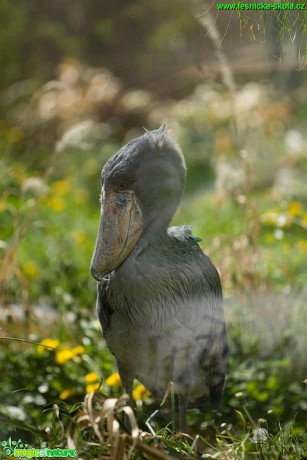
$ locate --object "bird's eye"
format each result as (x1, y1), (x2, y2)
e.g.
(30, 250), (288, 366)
(118, 183), (127, 190)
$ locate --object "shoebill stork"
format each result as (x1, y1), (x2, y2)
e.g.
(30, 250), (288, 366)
(90, 124), (228, 431)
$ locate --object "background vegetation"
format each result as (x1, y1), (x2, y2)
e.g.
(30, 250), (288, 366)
(0, 1), (307, 459)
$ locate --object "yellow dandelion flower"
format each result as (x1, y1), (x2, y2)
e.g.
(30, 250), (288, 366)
(52, 179), (71, 196)
(23, 261), (40, 279)
(59, 388), (77, 400)
(261, 211), (278, 225)
(56, 348), (74, 364)
(85, 372), (100, 383)
(55, 346), (84, 364)
(86, 383), (101, 393)
(296, 240), (307, 253)
(72, 229), (88, 246)
(105, 372), (121, 387)
(132, 384), (151, 401)
(45, 196), (66, 212)
(37, 338), (60, 354)
(0, 201), (7, 213)
(288, 201), (303, 216)
(71, 346), (85, 357)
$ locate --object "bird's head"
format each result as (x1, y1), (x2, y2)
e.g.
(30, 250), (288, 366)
(90, 124), (186, 281)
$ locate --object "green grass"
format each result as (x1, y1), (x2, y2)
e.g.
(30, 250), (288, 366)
(1, 174), (306, 457)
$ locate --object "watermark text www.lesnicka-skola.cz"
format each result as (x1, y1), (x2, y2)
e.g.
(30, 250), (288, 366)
(1, 438), (76, 458)
(216, 2), (306, 10)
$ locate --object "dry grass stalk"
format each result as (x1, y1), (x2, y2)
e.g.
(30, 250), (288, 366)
(66, 393), (175, 460)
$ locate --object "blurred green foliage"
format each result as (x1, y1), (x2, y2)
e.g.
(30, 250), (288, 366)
(1, 0), (306, 97)
(0, 0), (204, 92)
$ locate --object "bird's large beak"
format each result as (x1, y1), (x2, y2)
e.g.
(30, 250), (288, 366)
(90, 189), (143, 280)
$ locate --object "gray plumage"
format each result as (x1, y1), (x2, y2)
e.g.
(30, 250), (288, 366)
(91, 124), (228, 431)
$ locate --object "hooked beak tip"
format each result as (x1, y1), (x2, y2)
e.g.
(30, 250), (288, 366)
(90, 264), (104, 282)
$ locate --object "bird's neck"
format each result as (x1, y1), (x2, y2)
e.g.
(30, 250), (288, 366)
(141, 198), (180, 241)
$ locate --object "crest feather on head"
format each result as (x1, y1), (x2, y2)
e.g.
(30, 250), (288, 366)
(144, 123), (180, 152)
